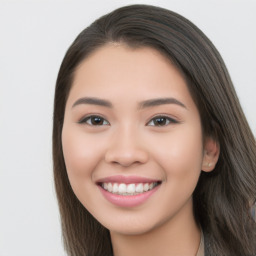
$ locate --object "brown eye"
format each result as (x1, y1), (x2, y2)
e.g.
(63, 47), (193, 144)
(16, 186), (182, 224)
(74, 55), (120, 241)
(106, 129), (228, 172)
(154, 117), (168, 126)
(147, 116), (178, 127)
(79, 115), (110, 126)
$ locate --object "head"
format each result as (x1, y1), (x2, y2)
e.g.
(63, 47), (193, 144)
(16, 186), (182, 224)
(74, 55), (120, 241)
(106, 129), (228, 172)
(53, 4), (256, 256)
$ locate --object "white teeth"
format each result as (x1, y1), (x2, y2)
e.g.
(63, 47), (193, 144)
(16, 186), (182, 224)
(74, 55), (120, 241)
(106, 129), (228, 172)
(107, 183), (112, 192)
(118, 183), (127, 193)
(127, 184), (135, 193)
(143, 183), (149, 192)
(135, 183), (143, 193)
(112, 183), (119, 193)
(101, 182), (159, 195)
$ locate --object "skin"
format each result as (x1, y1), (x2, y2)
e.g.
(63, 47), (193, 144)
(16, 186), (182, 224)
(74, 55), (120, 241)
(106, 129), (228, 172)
(62, 44), (219, 256)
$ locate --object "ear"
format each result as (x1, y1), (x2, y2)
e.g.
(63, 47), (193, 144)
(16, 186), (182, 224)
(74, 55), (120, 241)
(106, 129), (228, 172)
(201, 137), (220, 172)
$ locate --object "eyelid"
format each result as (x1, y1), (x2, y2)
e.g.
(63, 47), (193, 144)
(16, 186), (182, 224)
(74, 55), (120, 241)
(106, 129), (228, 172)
(78, 114), (110, 126)
(146, 114), (179, 126)
(77, 114), (179, 127)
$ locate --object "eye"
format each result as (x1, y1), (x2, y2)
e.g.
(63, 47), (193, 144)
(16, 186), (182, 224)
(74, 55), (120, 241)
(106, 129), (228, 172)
(79, 115), (110, 126)
(147, 116), (178, 127)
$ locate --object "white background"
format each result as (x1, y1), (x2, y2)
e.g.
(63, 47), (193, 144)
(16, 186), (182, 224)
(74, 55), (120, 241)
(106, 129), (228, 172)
(0, 0), (255, 255)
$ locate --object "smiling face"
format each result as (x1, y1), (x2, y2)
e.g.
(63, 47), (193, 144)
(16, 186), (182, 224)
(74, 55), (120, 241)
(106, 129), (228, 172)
(62, 44), (216, 236)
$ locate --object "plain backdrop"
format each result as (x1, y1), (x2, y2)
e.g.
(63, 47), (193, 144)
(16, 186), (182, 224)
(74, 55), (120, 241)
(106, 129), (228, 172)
(0, 0), (255, 255)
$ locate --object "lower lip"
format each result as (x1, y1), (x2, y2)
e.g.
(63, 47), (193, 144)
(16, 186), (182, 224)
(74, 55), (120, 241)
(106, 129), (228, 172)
(98, 185), (160, 207)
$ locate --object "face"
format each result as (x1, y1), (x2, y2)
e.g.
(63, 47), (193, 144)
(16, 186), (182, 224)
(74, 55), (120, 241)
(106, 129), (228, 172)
(62, 44), (208, 235)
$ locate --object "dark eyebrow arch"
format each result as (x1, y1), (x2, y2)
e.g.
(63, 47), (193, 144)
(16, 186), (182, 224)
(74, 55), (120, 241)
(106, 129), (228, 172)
(139, 98), (187, 109)
(72, 97), (113, 108)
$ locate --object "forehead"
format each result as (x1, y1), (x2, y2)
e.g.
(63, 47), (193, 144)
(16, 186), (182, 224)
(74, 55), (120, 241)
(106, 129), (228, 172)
(73, 43), (179, 84)
(74, 43), (176, 79)
(67, 43), (196, 111)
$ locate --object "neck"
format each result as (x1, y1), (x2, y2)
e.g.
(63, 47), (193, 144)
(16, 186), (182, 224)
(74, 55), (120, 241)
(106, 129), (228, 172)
(110, 199), (201, 256)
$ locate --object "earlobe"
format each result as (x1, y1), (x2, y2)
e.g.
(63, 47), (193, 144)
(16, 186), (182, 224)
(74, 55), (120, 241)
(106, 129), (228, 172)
(201, 137), (220, 172)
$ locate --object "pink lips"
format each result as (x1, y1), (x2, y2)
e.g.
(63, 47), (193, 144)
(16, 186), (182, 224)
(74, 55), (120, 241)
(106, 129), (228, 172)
(96, 175), (161, 208)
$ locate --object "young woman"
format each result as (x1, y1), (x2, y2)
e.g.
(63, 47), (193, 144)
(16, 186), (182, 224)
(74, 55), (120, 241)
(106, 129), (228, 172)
(53, 4), (256, 256)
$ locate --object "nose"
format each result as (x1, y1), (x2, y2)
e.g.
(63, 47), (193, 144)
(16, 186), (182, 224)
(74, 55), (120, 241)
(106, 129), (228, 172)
(104, 127), (149, 167)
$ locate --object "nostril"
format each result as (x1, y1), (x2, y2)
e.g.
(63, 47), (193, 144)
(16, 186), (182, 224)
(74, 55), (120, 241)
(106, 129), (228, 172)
(109, 159), (144, 168)
(105, 148), (149, 167)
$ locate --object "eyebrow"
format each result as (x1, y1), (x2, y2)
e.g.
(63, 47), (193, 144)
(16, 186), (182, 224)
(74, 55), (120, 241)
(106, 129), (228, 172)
(72, 97), (113, 108)
(139, 98), (187, 109)
(72, 97), (187, 109)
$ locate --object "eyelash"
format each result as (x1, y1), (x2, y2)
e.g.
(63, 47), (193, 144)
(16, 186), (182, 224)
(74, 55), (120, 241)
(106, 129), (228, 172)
(78, 115), (179, 127)
(78, 115), (110, 126)
(146, 115), (179, 126)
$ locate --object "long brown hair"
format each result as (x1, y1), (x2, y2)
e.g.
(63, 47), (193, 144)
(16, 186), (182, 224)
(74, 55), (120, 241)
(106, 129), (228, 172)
(53, 4), (256, 256)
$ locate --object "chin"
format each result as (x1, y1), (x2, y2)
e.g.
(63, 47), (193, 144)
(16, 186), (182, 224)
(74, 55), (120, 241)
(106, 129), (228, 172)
(100, 213), (165, 236)
(109, 223), (156, 236)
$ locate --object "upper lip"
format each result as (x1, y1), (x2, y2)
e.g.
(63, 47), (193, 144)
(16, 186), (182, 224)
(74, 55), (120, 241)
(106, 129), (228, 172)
(96, 175), (161, 184)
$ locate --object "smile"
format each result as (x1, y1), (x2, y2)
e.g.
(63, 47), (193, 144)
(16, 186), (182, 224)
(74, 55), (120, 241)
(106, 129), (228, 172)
(101, 182), (160, 196)
(97, 176), (162, 207)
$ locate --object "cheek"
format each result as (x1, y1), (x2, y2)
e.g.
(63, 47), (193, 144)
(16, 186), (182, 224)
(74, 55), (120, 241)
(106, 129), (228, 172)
(152, 124), (203, 183)
(61, 125), (104, 183)
(61, 124), (108, 216)
(145, 124), (203, 222)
